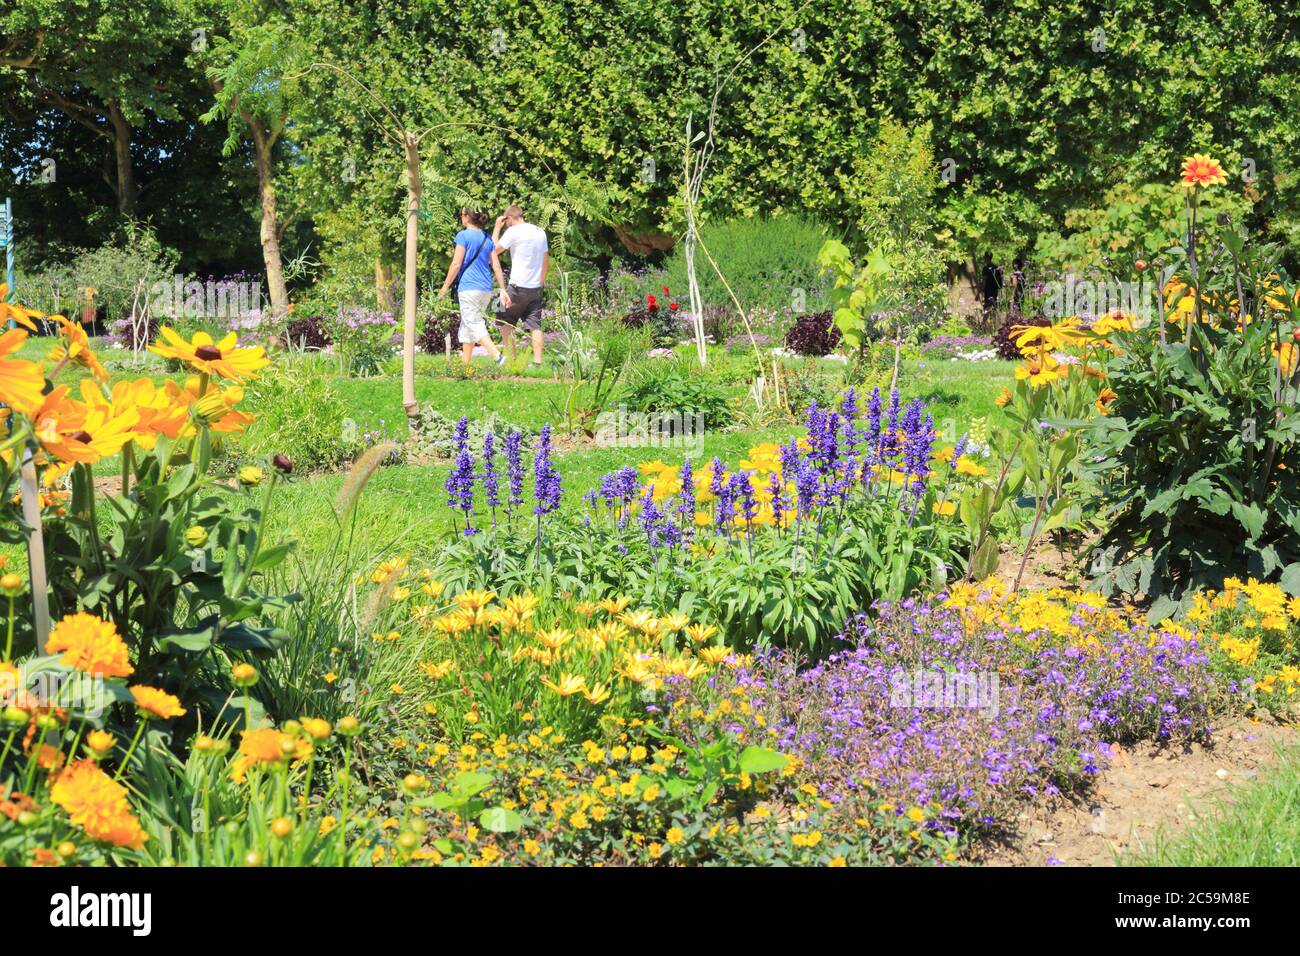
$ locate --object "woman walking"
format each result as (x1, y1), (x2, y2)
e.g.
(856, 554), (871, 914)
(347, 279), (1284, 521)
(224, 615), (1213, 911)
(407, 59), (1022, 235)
(438, 207), (505, 365)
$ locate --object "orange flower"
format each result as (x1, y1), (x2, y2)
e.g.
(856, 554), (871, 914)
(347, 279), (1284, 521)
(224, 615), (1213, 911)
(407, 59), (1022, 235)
(47, 315), (107, 382)
(46, 613), (134, 678)
(31, 387), (139, 465)
(0, 283), (41, 331)
(230, 727), (312, 782)
(129, 685), (187, 720)
(0, 328), (46, 415)
(150, 328), (268, 381)
(79, 378), (190, 450)
(1181, 154), (1227, 189)
(1095, 387), (1119, 415)
(50, 759), (148, 849)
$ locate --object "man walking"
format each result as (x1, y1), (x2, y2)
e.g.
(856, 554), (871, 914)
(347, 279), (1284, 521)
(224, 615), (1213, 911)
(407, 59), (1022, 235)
(490, 205), (549, 366)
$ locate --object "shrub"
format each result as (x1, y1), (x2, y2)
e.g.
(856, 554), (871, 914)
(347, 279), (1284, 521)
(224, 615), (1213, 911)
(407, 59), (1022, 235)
(783, 310), (841, 356)
(328, 308), (399, 375)
(240, 361), (361, 472)
(620, 359), (733, 429)
(651, 215), (830, 312)
(419, 308), (460, 354)
(992, 310), (1047, 360)
(285, 314), (332, 350)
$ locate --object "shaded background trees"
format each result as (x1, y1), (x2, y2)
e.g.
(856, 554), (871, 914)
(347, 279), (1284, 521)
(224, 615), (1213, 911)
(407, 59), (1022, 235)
(4, 0), (1300, 300)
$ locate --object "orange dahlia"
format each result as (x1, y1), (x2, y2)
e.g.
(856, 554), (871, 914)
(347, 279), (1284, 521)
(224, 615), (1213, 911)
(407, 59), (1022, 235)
(129, 685), (187, 720)
(1181, 154), (1227, 189)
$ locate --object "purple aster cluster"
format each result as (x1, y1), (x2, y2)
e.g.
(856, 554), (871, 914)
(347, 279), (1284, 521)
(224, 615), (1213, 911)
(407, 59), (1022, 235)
(689, 596), (1218, 832)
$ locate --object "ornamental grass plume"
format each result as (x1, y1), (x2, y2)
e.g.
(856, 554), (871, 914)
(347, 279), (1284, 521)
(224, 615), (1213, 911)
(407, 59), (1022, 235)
(335, 441), (399, 516)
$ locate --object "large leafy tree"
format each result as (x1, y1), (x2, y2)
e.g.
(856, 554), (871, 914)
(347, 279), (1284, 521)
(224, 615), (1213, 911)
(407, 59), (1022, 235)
(0, 0), (210, 217)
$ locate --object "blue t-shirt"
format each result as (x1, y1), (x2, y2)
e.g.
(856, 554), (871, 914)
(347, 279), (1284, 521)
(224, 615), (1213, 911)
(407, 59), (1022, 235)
(454, 229), (494, 293)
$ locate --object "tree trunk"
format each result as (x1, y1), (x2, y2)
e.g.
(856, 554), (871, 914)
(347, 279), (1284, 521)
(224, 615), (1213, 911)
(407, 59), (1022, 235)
(250, 119), (289, 319)
(375, 260), (394, 312)
(105, 99), (138, 217)
(401, 131), (421, 419)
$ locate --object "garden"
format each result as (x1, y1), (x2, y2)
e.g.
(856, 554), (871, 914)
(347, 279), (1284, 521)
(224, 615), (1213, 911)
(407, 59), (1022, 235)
(2, 1), (1300, 885)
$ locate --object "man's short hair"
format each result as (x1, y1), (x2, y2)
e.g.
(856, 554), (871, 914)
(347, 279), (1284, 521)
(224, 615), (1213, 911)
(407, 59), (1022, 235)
(504, 204), (525, 220)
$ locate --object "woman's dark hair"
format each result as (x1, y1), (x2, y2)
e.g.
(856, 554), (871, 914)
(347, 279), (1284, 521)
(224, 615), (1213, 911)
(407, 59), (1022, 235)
(460, 207), (489, 228)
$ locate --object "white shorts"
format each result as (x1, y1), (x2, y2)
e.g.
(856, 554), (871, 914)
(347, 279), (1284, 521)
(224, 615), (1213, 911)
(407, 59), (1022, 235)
(457, 290), (493, 343)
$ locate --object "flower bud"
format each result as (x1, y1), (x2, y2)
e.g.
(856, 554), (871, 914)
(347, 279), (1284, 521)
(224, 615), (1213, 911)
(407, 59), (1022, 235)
(237, 465), (264, 487)
(270, 817), (294, 839)
(336, 715), (361, 737)
(0, 572), (23, 594)
(3, 705), (29, 727)
(243, 850), (264, 867)
(184, 525), (208, 548)
(231, 662), (259, 688)
(397, 831), (419, 851)
(57, 841), (77, 858)
(273, 454), (293, 474)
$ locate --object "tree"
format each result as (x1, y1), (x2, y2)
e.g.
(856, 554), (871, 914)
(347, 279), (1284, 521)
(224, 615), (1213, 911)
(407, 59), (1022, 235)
(0, 0), (206, 217)
(202, 15), (306, 318)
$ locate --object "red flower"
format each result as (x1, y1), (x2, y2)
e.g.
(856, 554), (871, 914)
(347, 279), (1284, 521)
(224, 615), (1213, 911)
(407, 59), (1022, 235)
(669, 302), (679, 311)
(646, 294), (658, 311)
(662, 286), (670, 295)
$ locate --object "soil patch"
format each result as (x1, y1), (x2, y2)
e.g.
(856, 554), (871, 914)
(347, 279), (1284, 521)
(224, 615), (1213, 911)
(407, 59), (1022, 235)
(979, 716), (1298, 866)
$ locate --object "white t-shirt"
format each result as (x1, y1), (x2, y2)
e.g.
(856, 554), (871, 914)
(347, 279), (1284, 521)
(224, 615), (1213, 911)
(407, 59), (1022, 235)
(496, 222), (549, 288)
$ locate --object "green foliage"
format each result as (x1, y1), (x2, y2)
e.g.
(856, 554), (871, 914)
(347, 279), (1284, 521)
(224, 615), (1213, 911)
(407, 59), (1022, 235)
(17, 223), (179, 324)
(653, 215), (829, 312)
(1091, 210), (1300, 613)
(1037, 182), (1251, 276)
(817, 239), (897, 351)
(847, 118), (948, 325)
(620, 358), (734, 429)
(239, 361), (359, 472)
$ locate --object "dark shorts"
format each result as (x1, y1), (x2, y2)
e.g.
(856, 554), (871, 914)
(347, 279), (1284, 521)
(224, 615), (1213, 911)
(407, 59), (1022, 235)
(496, 284), (544, 332)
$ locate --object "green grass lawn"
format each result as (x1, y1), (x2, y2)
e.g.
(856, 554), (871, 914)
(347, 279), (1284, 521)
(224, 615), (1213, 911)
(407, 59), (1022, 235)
(11, 332), (1014, 565)
(1129, 747), (1300, 866)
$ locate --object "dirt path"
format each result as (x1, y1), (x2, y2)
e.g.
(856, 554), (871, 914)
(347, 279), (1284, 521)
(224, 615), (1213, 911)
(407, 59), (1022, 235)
(979, 716), (1298, 865)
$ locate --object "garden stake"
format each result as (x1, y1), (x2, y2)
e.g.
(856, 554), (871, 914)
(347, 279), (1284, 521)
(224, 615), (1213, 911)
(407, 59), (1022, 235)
(19, 446), (51, 653)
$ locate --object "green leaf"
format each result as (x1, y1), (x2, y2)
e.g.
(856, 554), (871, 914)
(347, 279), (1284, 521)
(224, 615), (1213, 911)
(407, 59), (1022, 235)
(478, 807), (523, 833)
(737, 745), (789, 775)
